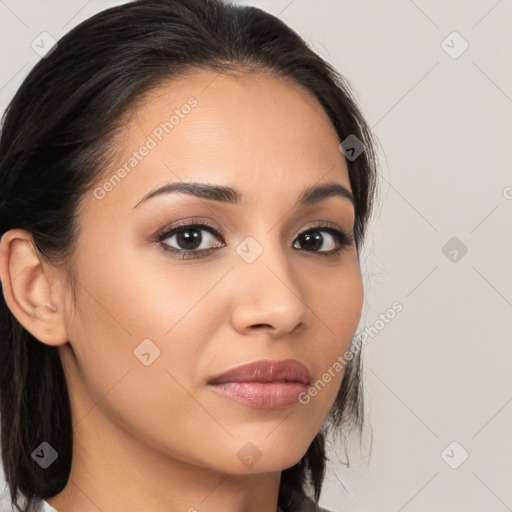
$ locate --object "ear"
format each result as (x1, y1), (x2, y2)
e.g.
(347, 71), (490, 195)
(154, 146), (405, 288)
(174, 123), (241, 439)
(0, 229), (69, 346)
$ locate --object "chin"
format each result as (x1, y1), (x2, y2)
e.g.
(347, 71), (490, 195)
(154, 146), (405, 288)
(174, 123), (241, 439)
(219, 438), (311, 476)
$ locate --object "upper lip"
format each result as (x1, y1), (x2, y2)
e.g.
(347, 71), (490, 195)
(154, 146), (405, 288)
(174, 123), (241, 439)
(208, 359), (311, 386)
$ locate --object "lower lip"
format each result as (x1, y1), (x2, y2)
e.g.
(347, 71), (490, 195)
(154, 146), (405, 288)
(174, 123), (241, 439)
(208, 382), (309, 409)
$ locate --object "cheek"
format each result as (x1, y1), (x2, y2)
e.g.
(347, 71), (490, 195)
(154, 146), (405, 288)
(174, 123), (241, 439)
(67, 249), (230, 385)
(64, 256), (233, 458)
(312, 256), (364, 353)
(301, 258), (363, 411)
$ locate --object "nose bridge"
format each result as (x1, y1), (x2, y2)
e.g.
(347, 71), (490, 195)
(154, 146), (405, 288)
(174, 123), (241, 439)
(230, 229), (309, 335)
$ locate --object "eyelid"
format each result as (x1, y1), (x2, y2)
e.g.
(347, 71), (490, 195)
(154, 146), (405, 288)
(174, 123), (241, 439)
(155, 219), (222, 241)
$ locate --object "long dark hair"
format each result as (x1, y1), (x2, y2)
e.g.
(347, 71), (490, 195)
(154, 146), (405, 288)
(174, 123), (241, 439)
(0, 1), (378, 511)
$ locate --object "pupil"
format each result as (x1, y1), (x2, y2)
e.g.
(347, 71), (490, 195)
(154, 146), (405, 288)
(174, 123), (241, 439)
(301, 232), (323, 251)
(177, 229), (201, 250)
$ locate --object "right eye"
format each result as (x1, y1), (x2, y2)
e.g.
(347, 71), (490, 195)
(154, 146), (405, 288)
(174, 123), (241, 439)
(157, 222), (226, 258)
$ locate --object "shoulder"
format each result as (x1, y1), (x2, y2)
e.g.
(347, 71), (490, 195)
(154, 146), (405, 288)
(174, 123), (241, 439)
(36, 499), (58, 512)
(296, 495), (335, 512)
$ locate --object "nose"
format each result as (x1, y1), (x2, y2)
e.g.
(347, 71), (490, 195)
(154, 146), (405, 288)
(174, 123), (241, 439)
(229, 240), (310, 338)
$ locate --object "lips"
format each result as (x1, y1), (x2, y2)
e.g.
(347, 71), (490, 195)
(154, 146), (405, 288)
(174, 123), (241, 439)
(208, 359), (311, 386)
(207, 359), (312, 410)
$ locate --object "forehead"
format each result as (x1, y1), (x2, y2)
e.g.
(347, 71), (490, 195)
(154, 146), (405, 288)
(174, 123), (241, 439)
(91, 69), (351, 211)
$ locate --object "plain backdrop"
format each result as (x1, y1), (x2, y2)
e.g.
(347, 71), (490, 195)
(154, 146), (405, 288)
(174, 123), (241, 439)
(1, 1), (511, 511)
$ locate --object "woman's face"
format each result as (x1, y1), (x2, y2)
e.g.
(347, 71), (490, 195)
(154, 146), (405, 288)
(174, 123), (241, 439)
(60, 69), (363, 474)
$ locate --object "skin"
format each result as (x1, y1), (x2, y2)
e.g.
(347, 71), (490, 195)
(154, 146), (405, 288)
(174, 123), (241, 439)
(0, 70), (363, 512)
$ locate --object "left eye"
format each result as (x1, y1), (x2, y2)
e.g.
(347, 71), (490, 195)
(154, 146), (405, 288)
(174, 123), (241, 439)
(293, 229), (339, 252)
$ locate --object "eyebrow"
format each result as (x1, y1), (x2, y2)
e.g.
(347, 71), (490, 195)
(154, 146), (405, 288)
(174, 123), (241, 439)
(132, 181), (355, 209)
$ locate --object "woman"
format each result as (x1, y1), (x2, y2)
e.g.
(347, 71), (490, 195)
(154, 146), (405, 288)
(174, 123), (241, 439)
(0, 0), (378, 511)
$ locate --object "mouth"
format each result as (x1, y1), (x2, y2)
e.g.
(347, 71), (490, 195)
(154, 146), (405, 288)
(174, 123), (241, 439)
(207, 359), (311, 410)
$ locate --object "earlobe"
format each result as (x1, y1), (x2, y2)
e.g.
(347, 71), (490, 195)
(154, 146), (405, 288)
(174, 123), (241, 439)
(0, 229), (68, 346)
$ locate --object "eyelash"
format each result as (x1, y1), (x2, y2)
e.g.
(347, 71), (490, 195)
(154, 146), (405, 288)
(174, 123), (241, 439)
(155, 221), (354, 260)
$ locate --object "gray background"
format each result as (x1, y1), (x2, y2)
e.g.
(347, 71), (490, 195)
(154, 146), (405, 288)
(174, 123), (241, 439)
(1, 0), (511, 510)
